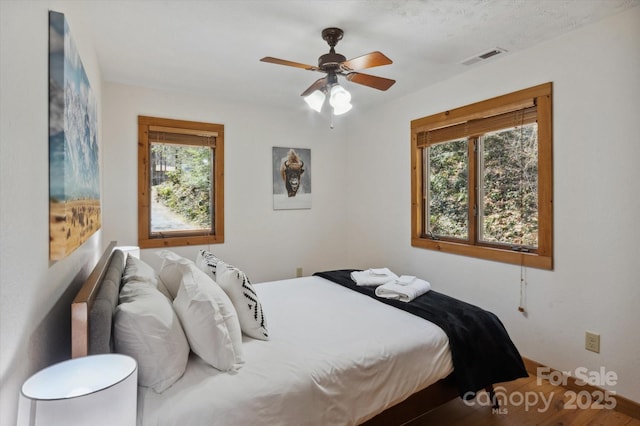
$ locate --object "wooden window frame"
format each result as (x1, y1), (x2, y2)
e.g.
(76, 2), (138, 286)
(411, 83), (553, 270)
(138, 116), (224, 249)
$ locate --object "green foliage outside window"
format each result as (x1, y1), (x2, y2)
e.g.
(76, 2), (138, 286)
(428, 139), (468, 239)
(151, 144), (212, 229)
(427, 124), (538, 248)
(480, 124), (538, 247)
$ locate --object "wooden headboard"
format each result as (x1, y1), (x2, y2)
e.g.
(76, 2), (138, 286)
(71, 241), (126, 358)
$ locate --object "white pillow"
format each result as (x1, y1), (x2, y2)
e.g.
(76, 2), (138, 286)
(123, 255), (172, 300)
(217, 261), (269, 341)
(114, 281), (189, 393)
(173, 262), (244, 371)
(195, 249), (225, 281)
(157, 250), (192, 299)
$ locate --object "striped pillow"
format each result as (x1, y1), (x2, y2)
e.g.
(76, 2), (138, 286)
(216, 261), (269, 341)
(195, 249), (225, 281)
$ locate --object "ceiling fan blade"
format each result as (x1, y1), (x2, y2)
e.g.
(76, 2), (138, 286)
(341, 51), (392, 71)
(300, 77), (328, 97)
(260, 57), (319, 71)
(344, 72), (396, 91)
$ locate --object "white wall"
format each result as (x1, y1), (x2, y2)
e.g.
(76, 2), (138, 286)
(345, 7), (640, 403)
(0, 1), (104, 425)
(102, 83), (350, 282)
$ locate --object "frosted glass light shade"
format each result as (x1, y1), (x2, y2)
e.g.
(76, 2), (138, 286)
(332, 101), (353, 115)
(18, 354), (137, 426)
(303, 90), (325, 112)
(329, 85), (351, 106)
(329, 85), (352, 115)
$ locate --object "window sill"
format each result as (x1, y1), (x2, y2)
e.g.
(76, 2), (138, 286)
(411, 237), (552, 270)
(139, 234), (224, 249)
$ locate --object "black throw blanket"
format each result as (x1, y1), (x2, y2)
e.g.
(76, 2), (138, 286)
(313, 270), (528, 399)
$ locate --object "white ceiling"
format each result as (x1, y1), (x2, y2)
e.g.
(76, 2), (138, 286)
(78, 0), (638, 110)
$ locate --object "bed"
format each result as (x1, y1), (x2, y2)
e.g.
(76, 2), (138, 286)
(71, 242), (527, 425)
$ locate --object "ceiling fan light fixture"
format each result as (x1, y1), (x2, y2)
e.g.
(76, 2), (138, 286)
(261, 27), (395, 123)
(329, 84), (351, 109)
(304, 90), (326, 112)
(332, 101), (352, 116)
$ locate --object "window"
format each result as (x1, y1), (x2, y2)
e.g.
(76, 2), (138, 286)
(138, 116), (224, 248)
(411, 83), (552, 269)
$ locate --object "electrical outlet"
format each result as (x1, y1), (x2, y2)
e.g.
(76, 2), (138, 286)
(585, 332), (600, 353)
(296, 267), (303, 278)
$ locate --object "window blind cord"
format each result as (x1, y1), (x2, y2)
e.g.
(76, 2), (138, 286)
(518, 261), (527, 314)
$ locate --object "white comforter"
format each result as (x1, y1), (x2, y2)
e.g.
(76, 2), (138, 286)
(137, 276), (453, 426)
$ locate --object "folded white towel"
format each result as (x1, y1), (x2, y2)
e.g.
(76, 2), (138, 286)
(375, 278), (431, 302)
(370, 268), (393, 276)
(395, 275), (416, 286)
(350, 268), (398, 286)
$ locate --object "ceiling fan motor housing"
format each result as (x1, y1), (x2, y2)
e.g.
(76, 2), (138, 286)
(319, 28), (346, 69)
(318, 52), (346, 69)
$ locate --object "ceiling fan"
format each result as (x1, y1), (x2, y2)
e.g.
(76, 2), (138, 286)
(260, 27), (395, 115)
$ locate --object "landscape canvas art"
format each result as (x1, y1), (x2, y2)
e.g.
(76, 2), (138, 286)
(49, 11), (101, 261)
(272, 147), (311, 210)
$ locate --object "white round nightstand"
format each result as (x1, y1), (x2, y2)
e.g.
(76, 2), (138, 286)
(18, 354), (137, 426)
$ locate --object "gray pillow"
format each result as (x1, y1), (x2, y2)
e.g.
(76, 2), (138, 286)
(123, 255), (172, 300)
(115, 280), (189, 392)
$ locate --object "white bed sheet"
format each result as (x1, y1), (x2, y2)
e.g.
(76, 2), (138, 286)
(137, 276), (453, 426)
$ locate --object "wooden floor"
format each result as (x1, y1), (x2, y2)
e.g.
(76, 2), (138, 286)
(406, 375), (640, 426)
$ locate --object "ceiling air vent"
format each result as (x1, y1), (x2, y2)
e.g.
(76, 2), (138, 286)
(461, 47), (507, 66)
